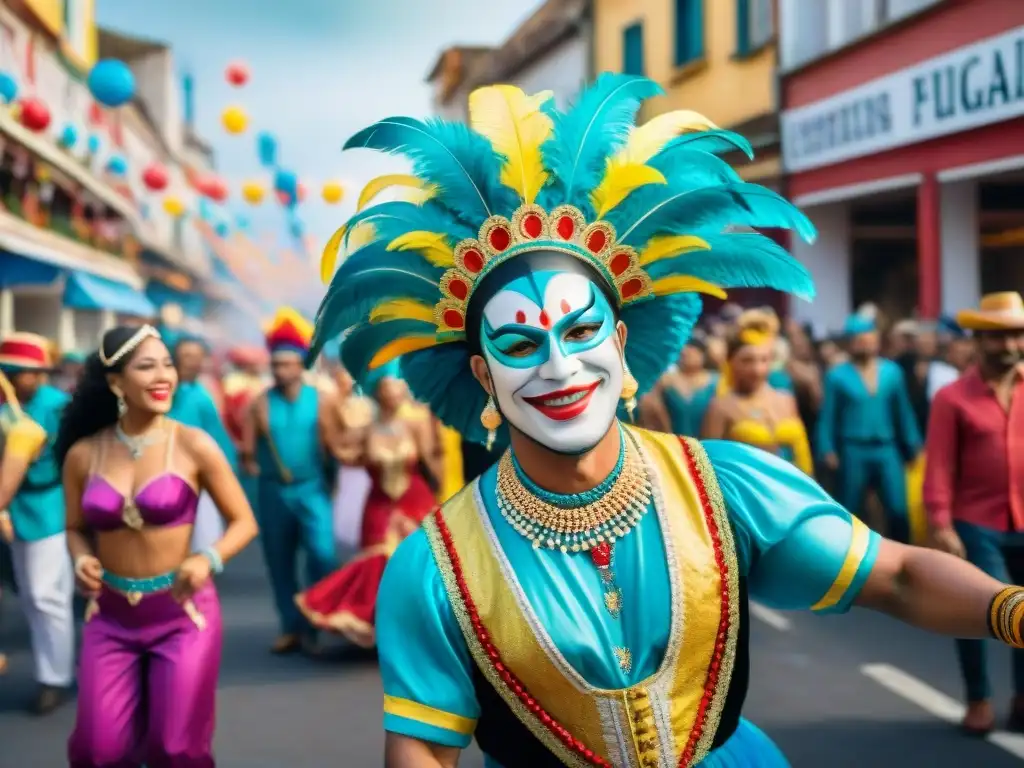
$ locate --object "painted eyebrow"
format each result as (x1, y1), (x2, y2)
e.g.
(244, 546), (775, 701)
(485, 322), (547, 342)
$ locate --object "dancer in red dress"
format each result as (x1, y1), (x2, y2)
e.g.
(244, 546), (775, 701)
(295, 361), (438, 647)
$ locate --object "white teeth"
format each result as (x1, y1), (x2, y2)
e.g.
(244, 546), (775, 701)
(541, 390), (588, 407)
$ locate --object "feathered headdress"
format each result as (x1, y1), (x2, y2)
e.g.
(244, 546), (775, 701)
(265, 307), (314, 357)
(312, 75), (816, 444)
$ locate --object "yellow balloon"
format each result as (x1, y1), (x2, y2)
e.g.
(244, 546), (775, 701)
(241, 181), (265, 205)
(221, 105), (248, 135)
(322, 180), (344, 204)
(163, 196), (185, 217)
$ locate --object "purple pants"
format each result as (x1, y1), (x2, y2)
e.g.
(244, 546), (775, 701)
(68, 582), (222, 767)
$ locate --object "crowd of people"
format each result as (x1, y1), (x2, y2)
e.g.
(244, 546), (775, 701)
(0, 75), (1022, 767)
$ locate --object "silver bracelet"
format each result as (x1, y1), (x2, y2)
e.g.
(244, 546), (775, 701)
(201, 547), (224, 574)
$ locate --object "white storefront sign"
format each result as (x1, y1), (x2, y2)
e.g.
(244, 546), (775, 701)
(782, 24), (1024, 173)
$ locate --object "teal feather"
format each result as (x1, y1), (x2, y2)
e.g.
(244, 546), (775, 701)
(614, 182), (817, 247)
(344, 117), (517, 225)
(340, 319), (436, 380)
(538, 74), (663, 214)
(620, 293), (701, 398)
(657, 129), (754, 160)
(646, 232), (815, 300)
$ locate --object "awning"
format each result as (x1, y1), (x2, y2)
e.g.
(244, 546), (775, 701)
(64, 271), (157, 317)
(0, 251), (61, 288)
(145, 280), (206, 319)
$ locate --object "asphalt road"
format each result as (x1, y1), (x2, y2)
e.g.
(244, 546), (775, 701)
(2, 546), (1024, 768)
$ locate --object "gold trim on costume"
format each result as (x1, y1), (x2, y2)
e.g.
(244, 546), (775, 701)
(811, 517), (871, 612)
(383, 695), (478, 736)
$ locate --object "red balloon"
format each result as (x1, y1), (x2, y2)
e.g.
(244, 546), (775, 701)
(142, 163), (169, 192)
(296, 182), (307, 202)
(225, 62), (249, 87)
(199, 176), (229, 203)
(19, 98), (51, 133)
(275, 190), (290, 205)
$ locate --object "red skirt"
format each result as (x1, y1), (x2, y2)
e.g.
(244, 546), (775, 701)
(296, 472), (435, 647)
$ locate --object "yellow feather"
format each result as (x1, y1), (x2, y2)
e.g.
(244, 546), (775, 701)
(347, 222), (377, 252)
(590, 164), (666, 219)
(369, 336), (442, 369)
(611, 110), (718, 167)
(638, 235), (710, 267)
(320, 225), (347, 283)
(468, 85), (553, 204)
(386, 231), (454, 268)
(357, 174), (435, 212)
(651, 276), (727, 300)
(369, 299), (435, 324)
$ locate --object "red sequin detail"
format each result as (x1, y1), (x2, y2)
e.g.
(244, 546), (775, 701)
(560, 299), (571, 315)
(515, 310), (527, 324)
(462, 249), (485, 274)
(677, 438), (732, 767)
(489, 226), (511, 251)
(609, 252), (632, 276)
(522, 214), (543, 239)
(443, 309), (465, 330)
(448, 278), (469, 301)
(589, 542), (611, 568)
(432, 510), (611, 767)
(556, 215), (575, 240)
(586, 229), (607, 253)
(620, 277), (644, 300)
(539, 310), (551, 329)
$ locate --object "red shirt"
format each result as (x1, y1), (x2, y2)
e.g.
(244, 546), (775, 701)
(924, 367), (1024, 532)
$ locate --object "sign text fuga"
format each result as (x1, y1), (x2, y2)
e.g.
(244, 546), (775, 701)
(782, 25), (1024, 173)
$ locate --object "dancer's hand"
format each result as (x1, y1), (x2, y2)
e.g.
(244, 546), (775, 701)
(823, 453), (839, 471)
(931, 526), (966, 559)
(172, 554), (212, 601)
(0, 512), (13, 544)
(74, 555), (103, 597)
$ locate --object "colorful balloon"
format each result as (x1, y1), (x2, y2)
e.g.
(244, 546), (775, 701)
(257, 131), (277, 167)
(106, 155), (128, 176)
(225, 62), (250, 87)
(163, 196), (185, 217)
(198, 176), (229, 203)
(58, 123), (78, 148)
(221, 105), (248, 135)
(0, 72), (17, 104)
(296, 182), (308, 203)
(321, 180), (344, 204)
(142, 163), (169, 191)
(19, 98), (51, 132)
(87, 60), (136, 108)
(86, 134), (101, 154)
(241, 181), (265, 205)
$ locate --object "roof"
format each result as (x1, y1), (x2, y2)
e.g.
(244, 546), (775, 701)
(98, 27), (169, 60)
(425, 45), (496, 82)
(465, 0), (589, 89)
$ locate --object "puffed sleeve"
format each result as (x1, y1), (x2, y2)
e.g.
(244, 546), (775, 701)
(705, 439), (880, 614)
(377, 528), (480, 748)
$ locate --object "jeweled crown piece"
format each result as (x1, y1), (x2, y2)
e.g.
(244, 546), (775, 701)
(435, 203), (652, 336)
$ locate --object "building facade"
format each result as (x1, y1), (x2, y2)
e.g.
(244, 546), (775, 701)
(780, 0), (1024, 332)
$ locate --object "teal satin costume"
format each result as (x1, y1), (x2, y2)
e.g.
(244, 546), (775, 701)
(0, 384), (68, 541)
(768, 368), (794, 393)
(256, 383), (337, 635)
(168, 380), (238, 470)
(816, 359), (921, 543)
(663, 373), (719, 437)
(377, 438), (879, 766)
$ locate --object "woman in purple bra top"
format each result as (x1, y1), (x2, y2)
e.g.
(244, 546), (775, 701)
(54, 325), (259, 768)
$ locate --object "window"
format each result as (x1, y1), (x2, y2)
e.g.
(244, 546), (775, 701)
(622, 22), (644, 76)
(673, 0), (705, 67)
(737, 0), (774, 56)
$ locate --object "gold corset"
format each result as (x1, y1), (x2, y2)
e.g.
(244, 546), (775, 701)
(367, 432), (416, 501)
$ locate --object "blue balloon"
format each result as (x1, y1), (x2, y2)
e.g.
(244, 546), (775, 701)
(87, 60), (136, 108)
(215, 221), (230, 238)
(257, 132), (277, 168)
(59, 123), (78, 148)
(86, 134), (101, 154)
(0, 71), (17, 104)
(274, 169), (298, 196)
(106, 155), (127, 176)
(289, 219), (304, 238)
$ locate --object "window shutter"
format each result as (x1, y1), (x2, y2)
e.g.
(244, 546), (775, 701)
(691, 0), (706, 60)
(623, 23), (644, 75)
(736, 0), (750, 56)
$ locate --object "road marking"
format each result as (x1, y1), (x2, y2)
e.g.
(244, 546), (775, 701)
(861, 663), (1024, 760)
(749, 602), (791, 631)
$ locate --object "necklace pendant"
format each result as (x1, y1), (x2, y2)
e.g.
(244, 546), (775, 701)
(614, 646), (632, 674)
(126, 590), (143, 607)
(122, 501), (144, 531)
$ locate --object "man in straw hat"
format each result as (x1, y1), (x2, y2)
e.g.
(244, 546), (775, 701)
(925, 291), (1024, 734)
(0, 332), (75, 714)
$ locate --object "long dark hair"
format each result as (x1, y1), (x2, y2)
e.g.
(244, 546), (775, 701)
(54, 326), (148, 467)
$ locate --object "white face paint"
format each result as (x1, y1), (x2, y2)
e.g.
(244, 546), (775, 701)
(480, 269), (623, 454)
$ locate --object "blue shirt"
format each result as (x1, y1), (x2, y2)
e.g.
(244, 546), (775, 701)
(257, 384), (322, 483)
(169, 380), (237, 469)
(0, 384), (69, 541)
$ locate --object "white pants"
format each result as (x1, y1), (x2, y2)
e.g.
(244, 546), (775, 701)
(333, 466), (371, 561)
(190, 493), (224, 554)
(10, 532), (75, 687)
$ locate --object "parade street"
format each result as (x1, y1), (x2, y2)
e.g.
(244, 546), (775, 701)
(3, 545), (1024, 768)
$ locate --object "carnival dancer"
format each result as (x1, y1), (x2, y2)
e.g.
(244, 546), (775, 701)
(641, 333), (718, 436)
(296, 361), (438, 647)
(818, 310), (921, 543)
(925, 292), (1024, 735)
(0, 333), (75, 714)
(703, 310), (812, 474)
(169, 336), (238, 554)
(222, 345), (268, 515)
(242, 308), (341, 654)
(308, 77), (1024, 768)
(330, 362), (374, 560)
(56, 325), (257, 766)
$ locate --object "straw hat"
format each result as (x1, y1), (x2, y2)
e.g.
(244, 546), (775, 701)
(956, 292), (1024, 332)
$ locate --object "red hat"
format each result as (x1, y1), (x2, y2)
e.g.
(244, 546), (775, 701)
(0, 333), (54, 371)
(264, 307), (313, 358)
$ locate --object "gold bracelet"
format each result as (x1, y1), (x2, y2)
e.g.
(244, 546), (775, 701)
(989, 586), (1024, 647)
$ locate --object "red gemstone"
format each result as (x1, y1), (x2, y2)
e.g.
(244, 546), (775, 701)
(489, 226), (511, 251)
(589, 542), (612, 568)
(443, 309), (464, 330)
(462, 248), (485, 273)
(586, 229), (607, 253)
(515, 310), (527, 324)
(619, 277), (644, 299)
(540, 712), (552, 725)
(448, 277), (469, 300)
(522, 213), (543, 238)
(556, 215), (575, 240)
(609, 252), (631, 276)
